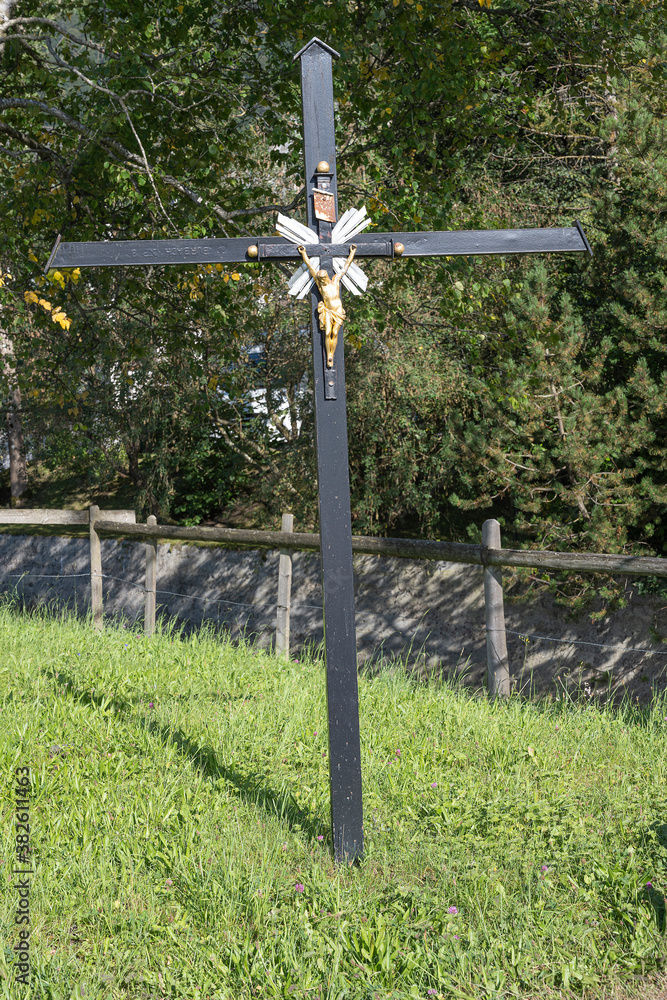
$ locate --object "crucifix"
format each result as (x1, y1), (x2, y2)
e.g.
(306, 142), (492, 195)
(46, 36), (592, 864)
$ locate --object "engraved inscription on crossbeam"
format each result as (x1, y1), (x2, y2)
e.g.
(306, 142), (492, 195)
(60, 241), (217, 264)
(127, 244), (213, 259)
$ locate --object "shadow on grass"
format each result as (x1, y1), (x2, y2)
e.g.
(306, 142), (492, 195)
(643, 822), (667, 932)
(46, 664), (328, 845)
(143, 716), (325, 841)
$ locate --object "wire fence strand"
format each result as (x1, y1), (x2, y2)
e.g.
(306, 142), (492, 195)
(0, 572), (90, 579)
(504, 629), (667, 656)
(1, 569), (665, 658)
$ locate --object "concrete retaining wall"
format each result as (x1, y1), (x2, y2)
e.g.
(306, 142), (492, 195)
(1, 534), (665, 702)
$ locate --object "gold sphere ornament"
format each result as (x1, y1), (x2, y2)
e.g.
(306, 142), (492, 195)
(316, 160), (330, 173)
(394, 242), (405, 256)
(247, 245), (259, 258)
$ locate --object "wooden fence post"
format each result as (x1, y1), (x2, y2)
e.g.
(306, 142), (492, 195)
(276, 512), (294, 658)
(482, 518), (510, 697)
(145, 514), (157, 636)
(89, 504), (103, 631)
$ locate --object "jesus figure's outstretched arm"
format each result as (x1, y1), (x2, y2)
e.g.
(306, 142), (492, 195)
(339, 244), (357, 277)
(297, 245), (319, 280)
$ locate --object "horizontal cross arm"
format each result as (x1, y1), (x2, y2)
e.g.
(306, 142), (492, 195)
(45, 235), (290, 271)
(362, 221), (592, 258)
(45, 222), (591, 273)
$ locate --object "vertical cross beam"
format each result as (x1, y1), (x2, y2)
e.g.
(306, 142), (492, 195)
(295, 38), (364, 863)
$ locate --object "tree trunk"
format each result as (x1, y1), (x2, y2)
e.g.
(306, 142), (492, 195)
(0, 326), (28, 507)
(126, 438), (142, 485)
(0, 0), (17, 57)
(6, 384), (27, 506)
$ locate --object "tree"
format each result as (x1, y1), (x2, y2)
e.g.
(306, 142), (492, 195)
(1, 0), (666, 572)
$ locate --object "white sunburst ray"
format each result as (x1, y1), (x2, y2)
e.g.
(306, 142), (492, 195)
(330, 207), (358, 241)
(332, 206), (371, 243)
(276, 213), (319, 298)
(275, 213), (318, 245)
(332, 258), (367, 295)
(331, 206), (371, 292)
(290, 263), (320, 299)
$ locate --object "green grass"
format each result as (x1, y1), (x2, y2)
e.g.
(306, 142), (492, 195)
(1, 604), (666, 1000)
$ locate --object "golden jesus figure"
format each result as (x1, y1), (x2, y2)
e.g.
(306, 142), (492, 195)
(297, 243), (357, 367)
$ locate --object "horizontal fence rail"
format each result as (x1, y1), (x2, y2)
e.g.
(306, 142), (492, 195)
(0, 509), (136, 526)
(92, 520), (667, 577)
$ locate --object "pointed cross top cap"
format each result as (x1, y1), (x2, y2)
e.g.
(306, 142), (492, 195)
(293, 36), (340, 61)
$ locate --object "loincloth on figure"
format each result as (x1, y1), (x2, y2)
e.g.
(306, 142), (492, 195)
(317, 299), (345, 327)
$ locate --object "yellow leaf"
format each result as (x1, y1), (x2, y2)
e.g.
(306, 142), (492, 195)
(231, 272), (240, 281)
(208, 376), (218, 390)
(28, 251), (38, 263)
(215, 263), (223, 272)
(38, 299), (52, 311)
(223, 274), (229, 283)
(24, 291), (39, 304)
(176, 3), (183, 10)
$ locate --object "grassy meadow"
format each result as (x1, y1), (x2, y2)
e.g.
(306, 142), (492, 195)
(0, 603), (666, 1000)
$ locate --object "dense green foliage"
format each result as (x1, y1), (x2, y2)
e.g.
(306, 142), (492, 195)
(1, 1), (666, 579)
(1, 606), (667, 997)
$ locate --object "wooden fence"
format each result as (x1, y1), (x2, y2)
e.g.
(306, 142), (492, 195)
(1, 506), (665, 694)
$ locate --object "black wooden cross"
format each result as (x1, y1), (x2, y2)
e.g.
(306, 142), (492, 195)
(46, 36), (592, 864)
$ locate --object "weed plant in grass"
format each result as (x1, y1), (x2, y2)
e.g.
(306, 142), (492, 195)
(0, 603), (666, 999)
